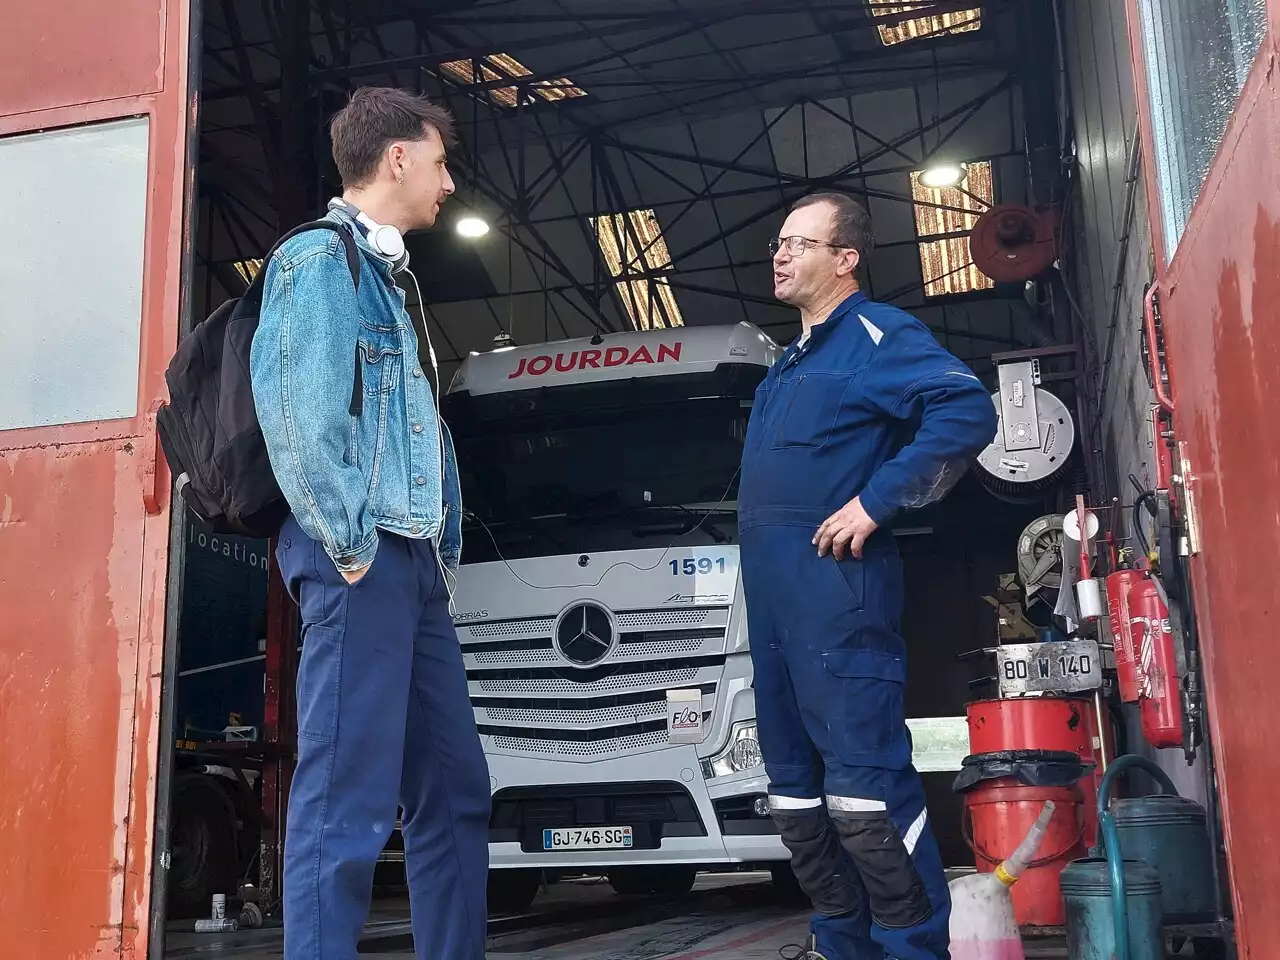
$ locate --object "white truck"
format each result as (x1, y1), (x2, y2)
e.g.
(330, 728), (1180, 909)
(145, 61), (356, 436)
(441, 322), (789, 910)
(439, 321), (971, 911)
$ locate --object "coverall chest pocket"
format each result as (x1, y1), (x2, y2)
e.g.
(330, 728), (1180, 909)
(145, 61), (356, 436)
(771, 372), (855, 450)
(822, 648), (907, 768)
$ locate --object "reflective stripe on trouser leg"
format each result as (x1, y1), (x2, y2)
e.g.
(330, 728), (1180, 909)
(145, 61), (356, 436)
(769, 794), (824, 810)
(901, 807), (929, 855)
(826, 795), (888, 814)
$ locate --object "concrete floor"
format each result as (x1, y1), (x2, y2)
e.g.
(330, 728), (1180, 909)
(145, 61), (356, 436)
(507, 928), (1217, 960)
(491, 907), (810, 960)
(167, 873), (798, 960)
(166, 871), (1201, 960)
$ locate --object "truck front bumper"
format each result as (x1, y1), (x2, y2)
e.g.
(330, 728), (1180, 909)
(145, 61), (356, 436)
(485, 745), (786, 869)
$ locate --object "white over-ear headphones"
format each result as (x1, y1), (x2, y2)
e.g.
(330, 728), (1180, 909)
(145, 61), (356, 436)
(328, 198), (409, 273)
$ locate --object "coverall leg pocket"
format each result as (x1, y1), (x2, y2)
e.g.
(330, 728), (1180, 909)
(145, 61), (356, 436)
(822, 648), (908, 769)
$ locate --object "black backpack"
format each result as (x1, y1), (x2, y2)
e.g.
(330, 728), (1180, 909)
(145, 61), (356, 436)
(156, 220), (361, 539)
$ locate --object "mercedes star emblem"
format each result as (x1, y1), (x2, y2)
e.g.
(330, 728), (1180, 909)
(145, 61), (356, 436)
(554, 602), (616, 667)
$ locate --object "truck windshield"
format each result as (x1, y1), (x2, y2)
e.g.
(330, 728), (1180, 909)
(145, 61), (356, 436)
(450, 377), (761, 563)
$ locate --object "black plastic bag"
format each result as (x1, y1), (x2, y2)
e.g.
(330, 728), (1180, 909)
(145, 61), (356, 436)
(952, 749), (1090, 793)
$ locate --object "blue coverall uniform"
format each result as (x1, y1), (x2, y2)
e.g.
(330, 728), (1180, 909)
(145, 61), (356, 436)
(739, 292), (998, 959)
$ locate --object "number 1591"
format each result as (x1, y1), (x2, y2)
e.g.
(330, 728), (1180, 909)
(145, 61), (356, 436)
(670, 558), (727, 575)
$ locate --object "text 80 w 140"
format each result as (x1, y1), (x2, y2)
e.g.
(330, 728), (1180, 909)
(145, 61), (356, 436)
(995, 639), (1102, 695)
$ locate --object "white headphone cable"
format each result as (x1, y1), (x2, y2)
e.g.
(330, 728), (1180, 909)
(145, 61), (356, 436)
(403, 263), (457, 613)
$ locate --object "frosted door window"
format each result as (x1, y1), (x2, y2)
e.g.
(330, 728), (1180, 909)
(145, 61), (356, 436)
(1137, 0), (1267, 257)
(0, 117), (149, 431)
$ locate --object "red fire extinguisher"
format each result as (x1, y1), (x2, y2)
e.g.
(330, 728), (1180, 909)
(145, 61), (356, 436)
(1128, 576), (1184, 749)
(1107, 568), (1144, 702)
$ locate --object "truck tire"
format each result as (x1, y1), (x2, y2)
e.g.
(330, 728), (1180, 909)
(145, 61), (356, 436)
(167, 774), (239, 918)
(487, 868), (542, 914)
(607, 865), (698, 897)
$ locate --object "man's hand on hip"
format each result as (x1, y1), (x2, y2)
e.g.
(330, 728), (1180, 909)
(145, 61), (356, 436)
(814, 496), (880, 560)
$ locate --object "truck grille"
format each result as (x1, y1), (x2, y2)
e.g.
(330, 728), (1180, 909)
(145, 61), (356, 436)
(467, 618), (556, 638)
(479, 685), (715, 728)
(492, 728), (670, 757)
(459, 606), (731, 759)
(465, 629), (724, 667)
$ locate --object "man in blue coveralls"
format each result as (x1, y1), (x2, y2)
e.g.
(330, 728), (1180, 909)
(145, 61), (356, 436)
(740, 193), (998, 960)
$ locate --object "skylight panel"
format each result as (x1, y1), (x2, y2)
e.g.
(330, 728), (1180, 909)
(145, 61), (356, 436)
(910, 159), (995, 297)
(590, 209), (685, 330)
(869, 1), (982, 46)
(439, 53), (587, 107)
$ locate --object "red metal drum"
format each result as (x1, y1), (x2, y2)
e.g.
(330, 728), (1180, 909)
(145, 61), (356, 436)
(966, 697), (1104, 849)
(964, 782), (1088, 927)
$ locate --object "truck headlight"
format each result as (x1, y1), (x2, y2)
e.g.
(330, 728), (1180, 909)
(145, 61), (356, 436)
(701, 721), (764, 779)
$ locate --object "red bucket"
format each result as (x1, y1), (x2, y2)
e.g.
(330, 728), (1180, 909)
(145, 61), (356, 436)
(967, 697), (1104, 849)
(963, 781), (1087, 928)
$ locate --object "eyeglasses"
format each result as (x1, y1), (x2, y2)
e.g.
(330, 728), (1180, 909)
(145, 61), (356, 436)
(768, 235), (850, 258)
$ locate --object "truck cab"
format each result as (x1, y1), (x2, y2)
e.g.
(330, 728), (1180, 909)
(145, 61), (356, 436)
(441, 322), (787, 907)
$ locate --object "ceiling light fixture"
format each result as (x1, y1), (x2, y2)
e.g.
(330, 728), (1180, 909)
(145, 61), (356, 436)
(456, 216), (490, 239)
(919, 163), (966, 189)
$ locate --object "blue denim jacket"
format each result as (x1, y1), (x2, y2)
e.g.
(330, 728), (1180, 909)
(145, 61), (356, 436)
(740, 291), (996, 530)
(250, 208), (462, 572)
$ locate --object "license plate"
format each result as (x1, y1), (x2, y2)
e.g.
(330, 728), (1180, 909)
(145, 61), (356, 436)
(996, 638), (1102, 696)
(542, 826), (634, 851)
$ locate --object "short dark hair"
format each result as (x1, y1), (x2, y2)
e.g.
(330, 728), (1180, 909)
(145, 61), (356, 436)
(789, 192), (874, 260)
(330, 87), (456, 187)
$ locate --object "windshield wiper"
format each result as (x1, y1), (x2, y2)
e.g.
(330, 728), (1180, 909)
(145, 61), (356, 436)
(630, 504), (732, 544)
(467, 503), (734, 546)
(461, 510), (572, 553)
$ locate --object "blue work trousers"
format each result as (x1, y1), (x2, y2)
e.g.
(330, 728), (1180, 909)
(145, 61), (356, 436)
(741, 511), (950, 960)
(277, 515), (491, 960)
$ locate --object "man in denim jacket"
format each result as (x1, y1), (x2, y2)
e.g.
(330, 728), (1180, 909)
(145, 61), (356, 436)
(250, 87), (489, 960)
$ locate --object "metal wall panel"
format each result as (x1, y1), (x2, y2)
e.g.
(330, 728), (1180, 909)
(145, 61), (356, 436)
(1061, 0), (1159, 504)
(0, 1), (193, 957)
(1125, 0), (1280, 949)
